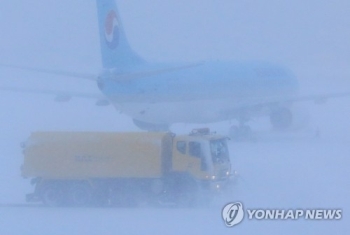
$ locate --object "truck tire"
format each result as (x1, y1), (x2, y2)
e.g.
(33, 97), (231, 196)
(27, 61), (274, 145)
(176, 178), (198, 207)
(110, 188), (137, 207)
(69, 183), (92, 207)
(163, 174), (199, 207)
(91, 189), (109, 207)
(40, 183), (64, 207)
(151, 179), (164, 195)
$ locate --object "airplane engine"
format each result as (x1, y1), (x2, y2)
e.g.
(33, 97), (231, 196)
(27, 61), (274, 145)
(270, 105), (309, 131)
(133, 119), (169, 131)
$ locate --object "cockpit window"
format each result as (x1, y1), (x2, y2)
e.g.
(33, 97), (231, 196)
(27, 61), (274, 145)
(210, 139), (229, 163)
(176, 141), (186, 154)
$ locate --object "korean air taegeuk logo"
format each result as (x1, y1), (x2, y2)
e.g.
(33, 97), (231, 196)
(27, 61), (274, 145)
(104, 10), (120, 49)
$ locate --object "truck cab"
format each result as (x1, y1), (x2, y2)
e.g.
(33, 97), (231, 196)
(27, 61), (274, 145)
(172, 128), (231, 191)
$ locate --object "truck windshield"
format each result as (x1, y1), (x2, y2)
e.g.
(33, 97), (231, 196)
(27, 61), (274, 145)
(210, 139), (229, 163)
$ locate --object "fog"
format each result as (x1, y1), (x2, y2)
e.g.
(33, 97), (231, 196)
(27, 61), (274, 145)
(0, 0), (350, 234)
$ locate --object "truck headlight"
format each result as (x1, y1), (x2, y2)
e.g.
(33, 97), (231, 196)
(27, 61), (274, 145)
(205, 175), (216, 180)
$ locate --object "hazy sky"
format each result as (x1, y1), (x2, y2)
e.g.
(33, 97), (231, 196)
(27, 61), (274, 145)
(0, 0), (350, 86)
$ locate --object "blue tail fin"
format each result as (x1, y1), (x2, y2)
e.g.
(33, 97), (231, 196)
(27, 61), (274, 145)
(96, 0), (143, 68)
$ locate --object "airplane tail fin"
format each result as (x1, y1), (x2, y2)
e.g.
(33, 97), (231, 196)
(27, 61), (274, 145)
(96, 0), (143, 68)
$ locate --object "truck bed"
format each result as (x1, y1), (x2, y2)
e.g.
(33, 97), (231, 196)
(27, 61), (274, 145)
(22, 132), (172, 179)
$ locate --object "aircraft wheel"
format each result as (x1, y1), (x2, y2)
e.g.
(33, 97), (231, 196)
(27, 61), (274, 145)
(133, 119), (169, 131)
(229, 126), (240, 140)
(229, 125), (252, 141)
(270, 107), (293, 130)
(241, 125), (252, 138)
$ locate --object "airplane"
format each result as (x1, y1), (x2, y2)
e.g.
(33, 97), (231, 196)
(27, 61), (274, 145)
(1, 0), (349, 139)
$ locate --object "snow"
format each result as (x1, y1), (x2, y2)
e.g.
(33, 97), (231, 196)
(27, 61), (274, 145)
(0, 0), (350, 234)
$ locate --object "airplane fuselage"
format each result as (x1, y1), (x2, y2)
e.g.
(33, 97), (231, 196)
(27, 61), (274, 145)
(98, 61), (299, 125)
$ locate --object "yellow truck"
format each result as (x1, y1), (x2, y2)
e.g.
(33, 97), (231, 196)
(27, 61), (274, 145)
(21, 129), (232, 207)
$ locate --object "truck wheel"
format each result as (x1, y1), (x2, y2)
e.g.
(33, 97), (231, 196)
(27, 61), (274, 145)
(151, 179), (164, 195)
(177, 186), (197, 207)
(165, 175), (198, 207)
(92, 190), (109, 207)
(69, 183), (92, 207)
(110, 188), (136, 207)
(41, 184), (63, 207)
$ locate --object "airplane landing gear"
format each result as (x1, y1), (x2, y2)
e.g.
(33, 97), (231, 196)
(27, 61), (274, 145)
(229, 125), (254, 141)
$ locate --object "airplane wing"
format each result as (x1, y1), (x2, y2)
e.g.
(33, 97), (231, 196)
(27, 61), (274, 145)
(0, 62), (203, 82)
(0, 63), (97, 81)
(285, 92), (350, 104)
(222, 91), (350, 119)
(109, 62), (204, 81)
(259, 91), (350, 107)
(2, 62), (349, 110)
(0, 62), (203, 107)
(0, 86), (110, 106)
